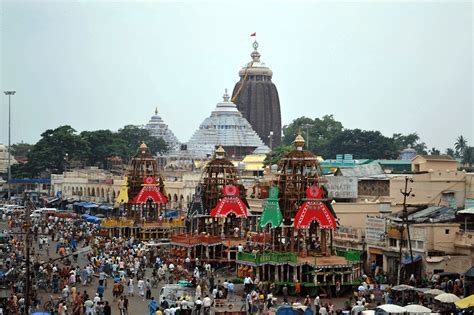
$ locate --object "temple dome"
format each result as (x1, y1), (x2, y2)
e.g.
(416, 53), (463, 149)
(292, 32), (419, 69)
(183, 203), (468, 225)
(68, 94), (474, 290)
(186, 89), (266, 159)
(145, 107), (180, 152)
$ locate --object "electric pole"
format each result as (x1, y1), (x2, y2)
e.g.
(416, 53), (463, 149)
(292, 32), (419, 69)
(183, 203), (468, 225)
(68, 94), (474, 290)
(397, 176), (415, 285)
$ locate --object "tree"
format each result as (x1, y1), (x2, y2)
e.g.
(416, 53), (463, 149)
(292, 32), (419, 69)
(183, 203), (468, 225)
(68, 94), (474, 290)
(281, 115), (343, 156)
(117, 125), (169, 158)
(455, 135), (468, 157)
(10, 142), (33, 157)
(429, 147), (440, 155)
(26, 125), (89, 177)
(263, 145), (293, 166)
(462, 146), (473, 168)
(445, 148), (455, 157)
(325, 129), (399, 159)
(80, 130), (129, 168)
(391, 133), (427, 155)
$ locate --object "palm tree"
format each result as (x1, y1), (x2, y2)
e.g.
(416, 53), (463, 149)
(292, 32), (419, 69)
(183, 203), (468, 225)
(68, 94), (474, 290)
(455, 135), (468, 157)
(446, 148), (455, 157)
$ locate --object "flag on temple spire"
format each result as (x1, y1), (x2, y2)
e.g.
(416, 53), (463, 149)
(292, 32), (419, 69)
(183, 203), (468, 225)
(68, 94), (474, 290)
(250, 32), (256, 37)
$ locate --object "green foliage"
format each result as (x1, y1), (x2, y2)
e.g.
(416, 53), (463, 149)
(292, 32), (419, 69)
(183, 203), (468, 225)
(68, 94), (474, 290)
(281, 116), (427, 159)
(10, 142), (33, 157)
(11, 125), (169, 178)
(21, 126), (89, 177)
(429, 147), (441, 155)
(117, 125), (169, 156)
(282, 115), (343, 157)
(445, 148), (455, 157)
(391, 133), (427, 155)
(263, 145), (293, 166)
(462, 147), (473, 168)
(455, 135), (468, 157)
(325, 129), (398, 159)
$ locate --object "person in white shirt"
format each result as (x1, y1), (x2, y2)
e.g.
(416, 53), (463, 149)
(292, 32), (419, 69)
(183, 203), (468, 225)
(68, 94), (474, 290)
(203, 295), (212, 314)
(169, 263), (175, 272)
(194, 297), (203, 314)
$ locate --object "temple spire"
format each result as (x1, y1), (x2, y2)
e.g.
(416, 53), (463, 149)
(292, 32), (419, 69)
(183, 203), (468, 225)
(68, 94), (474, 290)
(223, 89), (230, 102)
(155, 107), (158, 115)
(251, 40), (261, 63)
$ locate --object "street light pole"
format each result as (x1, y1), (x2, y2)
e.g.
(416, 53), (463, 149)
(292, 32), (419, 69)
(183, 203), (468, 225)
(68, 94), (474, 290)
(4, 91), (16, 200)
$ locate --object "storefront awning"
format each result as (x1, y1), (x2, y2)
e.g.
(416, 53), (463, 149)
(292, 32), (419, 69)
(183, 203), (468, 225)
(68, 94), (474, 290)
(402, 254), (422, 265)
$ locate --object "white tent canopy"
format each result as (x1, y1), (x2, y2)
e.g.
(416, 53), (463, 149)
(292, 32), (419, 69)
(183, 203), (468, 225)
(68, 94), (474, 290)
(376, 304), (407, 314)
(404, 304), (432, 314)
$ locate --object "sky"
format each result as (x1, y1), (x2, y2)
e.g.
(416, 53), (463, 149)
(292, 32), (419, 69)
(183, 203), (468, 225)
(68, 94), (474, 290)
(0, 0), (472, 153)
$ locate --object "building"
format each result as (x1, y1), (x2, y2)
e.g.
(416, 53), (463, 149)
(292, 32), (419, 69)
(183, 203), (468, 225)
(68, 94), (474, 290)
(144, 108), (180, 152)
(231, 40), (281, 148)
(0, 144), (17, 174)
(390, 171), (474, 209)
(186, 90), (268, 159)
(384, 219), (474, 282)
(51, 167), (124, 203)
(412, 155), (458, 173)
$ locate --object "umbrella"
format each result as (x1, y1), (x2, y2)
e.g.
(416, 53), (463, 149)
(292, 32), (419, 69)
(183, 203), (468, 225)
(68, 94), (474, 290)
(404, 304), (431, 314)
(454, 294), (474, 309)
(424, 289), (445, 296)
(376, 304), (407, 313)
(434, 293), (460, 303)
(392, 284), (415, 291)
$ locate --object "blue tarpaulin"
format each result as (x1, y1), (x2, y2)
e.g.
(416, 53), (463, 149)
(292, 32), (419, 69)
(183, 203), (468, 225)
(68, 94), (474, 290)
(74, 202), (98, 208)
(402, 254), (422, 265)
(164, 210), (178, 219)
(276, 306), (300, 315)
(98, 204), (113, 210)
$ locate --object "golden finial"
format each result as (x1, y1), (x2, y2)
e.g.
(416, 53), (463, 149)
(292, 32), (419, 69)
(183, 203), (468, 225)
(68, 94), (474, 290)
(294, 133), (305, 149)
(139, 142), (148, 153)
(215, 146), (226, 158)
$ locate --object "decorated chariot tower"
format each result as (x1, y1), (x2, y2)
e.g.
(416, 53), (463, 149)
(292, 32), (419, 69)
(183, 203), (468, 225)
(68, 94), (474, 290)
(236, 134), (362, 296)
(101, 143), (185, 240)
(171, 146), (252, 263)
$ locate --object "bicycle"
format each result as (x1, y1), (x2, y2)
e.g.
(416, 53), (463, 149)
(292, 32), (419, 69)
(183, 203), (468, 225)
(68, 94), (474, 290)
(151, 276), (160, 288)
(43, 295), (62, 313)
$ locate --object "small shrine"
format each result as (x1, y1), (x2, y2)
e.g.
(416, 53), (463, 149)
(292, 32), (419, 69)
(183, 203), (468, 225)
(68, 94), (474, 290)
(236, 134), (362, 296)
(101, 143), (185, 240)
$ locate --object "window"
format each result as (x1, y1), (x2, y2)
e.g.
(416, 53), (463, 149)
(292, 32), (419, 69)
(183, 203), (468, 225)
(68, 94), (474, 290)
(401, 240), (408, 248)
(445, 229), (450, 234)
(417, 241), (424, 249)
(389, 238), (397, 247)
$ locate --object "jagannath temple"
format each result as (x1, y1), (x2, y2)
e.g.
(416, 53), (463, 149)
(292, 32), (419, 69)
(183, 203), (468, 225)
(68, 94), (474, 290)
(186, 90), (268, 159)
(231, 40), (282, 148)
(101, 142), (186, 240)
